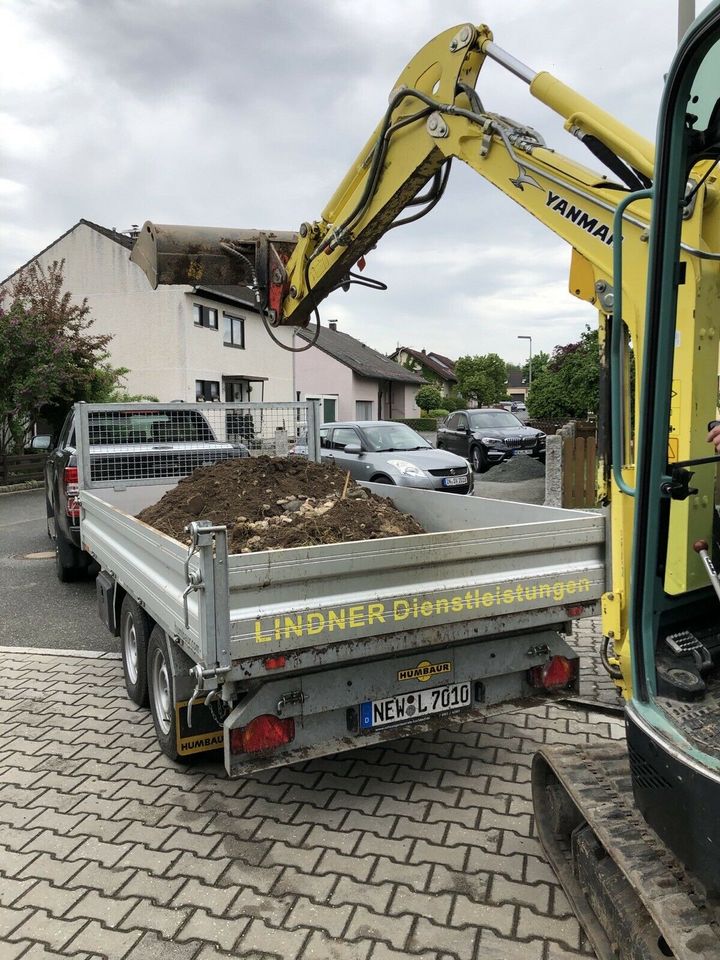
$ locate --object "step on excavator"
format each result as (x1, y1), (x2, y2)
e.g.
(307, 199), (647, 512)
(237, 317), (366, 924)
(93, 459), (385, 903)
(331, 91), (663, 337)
(130, 7), (720, 957)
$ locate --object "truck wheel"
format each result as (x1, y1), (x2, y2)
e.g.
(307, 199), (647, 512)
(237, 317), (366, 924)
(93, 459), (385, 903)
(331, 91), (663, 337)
(54, 524), (80, 582)
(120, 596), (150, 707)
(147, 627), (181, 762)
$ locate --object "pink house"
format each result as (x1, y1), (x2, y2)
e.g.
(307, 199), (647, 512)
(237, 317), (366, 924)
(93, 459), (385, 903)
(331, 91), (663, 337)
(293, 321), (425, 423)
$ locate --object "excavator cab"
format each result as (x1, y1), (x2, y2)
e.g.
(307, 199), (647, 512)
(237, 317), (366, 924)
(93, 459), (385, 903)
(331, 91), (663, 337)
(625, 1), (720, 903)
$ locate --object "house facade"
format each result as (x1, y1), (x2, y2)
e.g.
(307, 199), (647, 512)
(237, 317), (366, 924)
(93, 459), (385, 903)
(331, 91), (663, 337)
(389, 347), (457, 398)
(294, 322), (425, 422)
(2, 220), (295, 403)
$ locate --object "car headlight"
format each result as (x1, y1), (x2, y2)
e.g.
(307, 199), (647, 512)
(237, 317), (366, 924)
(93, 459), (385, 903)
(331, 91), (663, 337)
(387, 459), (427, 478)
(480, 437), (504, 446)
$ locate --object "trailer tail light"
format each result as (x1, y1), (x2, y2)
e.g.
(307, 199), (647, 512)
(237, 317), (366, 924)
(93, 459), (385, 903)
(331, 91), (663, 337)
(63, 466), (80, 518)
(229, 715), (295, 754)
(264, 655), (286, 670)
(566, 604), (585, 618)
(528, 656), (575, 691)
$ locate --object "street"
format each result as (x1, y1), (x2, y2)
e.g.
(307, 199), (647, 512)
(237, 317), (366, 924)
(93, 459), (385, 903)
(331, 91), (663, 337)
(0, 485), (619, 959)
(0, 489), (113, 653)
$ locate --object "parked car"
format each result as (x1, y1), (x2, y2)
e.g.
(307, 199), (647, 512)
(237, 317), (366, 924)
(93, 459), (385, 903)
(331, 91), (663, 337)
(436, 408), (545, 473)
(45, 406), (249, 582)
(295, 420), (473, 493)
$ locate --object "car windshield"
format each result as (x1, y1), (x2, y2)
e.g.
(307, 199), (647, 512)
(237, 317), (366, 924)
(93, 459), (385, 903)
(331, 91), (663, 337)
(360, 423), (432, 452)
(468, 411), (523, 429)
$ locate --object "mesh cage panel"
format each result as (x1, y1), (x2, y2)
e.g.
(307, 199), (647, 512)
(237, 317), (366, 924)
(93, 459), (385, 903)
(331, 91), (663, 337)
(76, 402), (319, 489)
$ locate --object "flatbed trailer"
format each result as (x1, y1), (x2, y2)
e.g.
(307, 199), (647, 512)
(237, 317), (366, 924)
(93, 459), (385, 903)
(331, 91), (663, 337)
(76, 402), (606, 776)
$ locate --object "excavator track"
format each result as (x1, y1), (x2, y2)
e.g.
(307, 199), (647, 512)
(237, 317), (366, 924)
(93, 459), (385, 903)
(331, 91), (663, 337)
(532, 742), (720, 960)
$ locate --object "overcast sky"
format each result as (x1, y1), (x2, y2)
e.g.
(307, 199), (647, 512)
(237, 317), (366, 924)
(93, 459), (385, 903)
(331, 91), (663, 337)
(1, 0), (712, 366)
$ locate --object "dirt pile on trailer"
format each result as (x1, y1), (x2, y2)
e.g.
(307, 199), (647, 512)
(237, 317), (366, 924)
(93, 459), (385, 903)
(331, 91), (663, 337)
(136, 456), (425, 552)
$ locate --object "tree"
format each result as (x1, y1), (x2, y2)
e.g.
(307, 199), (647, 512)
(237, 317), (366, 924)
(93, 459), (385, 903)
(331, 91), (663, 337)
(455, 353), (508, 406)
(0, 261), (131, 452)
(523, 350), (549, 385)
(415, 385), (443, 415)
(527, 327), (599, 419)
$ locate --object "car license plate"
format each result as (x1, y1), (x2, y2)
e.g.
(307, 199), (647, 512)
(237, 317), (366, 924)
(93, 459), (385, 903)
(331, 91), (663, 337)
(443, 474), (466, 487)
(359, 681), (472, 730)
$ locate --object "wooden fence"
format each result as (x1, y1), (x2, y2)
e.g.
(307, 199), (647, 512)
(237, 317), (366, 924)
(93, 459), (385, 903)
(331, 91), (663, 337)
(0, 454), (46, 485)
(562, 435), (597, 508)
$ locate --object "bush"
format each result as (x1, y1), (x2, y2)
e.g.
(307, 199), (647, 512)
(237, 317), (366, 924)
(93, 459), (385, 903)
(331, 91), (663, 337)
(429, 408), (449, 418)
(414, 385), (443, 415)
(393, 418), (437, 431)
(443, 394), (466, 412)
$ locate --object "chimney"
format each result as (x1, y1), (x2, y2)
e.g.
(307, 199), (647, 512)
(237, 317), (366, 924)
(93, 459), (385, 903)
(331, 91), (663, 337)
(328, 319), (338, 331)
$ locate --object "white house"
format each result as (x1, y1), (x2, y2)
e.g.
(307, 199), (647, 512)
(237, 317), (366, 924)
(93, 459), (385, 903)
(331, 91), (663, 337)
(293, 320), (425, 422)
(2, 219), (295, 403)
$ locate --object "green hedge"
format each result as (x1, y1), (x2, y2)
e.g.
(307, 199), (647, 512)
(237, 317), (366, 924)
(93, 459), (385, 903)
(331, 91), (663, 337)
(393, 417), (438, 431)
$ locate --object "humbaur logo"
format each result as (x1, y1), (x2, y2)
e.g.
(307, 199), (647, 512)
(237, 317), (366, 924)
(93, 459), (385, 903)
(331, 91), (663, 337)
(397, 660), (452, 683)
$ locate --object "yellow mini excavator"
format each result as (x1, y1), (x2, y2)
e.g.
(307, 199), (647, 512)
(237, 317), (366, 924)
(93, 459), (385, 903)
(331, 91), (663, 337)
(130, 7), (720, 957)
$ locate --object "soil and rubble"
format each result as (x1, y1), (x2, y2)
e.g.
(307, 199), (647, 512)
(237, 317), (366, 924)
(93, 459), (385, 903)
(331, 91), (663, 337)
(136, 456), (425, 553)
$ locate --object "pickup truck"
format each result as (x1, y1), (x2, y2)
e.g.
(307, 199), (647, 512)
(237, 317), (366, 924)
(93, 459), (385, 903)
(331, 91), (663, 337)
(73, 401), (605, 776)
(45, 404), (249, 581)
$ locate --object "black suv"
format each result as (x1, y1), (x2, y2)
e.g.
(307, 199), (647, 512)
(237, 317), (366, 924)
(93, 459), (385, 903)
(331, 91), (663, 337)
(45, 406), (248, 581)
(436, 408), (545, 473)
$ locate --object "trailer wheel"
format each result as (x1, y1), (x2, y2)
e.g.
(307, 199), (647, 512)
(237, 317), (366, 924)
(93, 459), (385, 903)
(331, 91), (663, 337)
(120, 596), (150, 707)
(147, 627), (181, 761)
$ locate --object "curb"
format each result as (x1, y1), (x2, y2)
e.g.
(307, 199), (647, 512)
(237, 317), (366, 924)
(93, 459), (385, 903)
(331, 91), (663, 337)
(0, 644), (121, 660)
(0, 480), (43, 495)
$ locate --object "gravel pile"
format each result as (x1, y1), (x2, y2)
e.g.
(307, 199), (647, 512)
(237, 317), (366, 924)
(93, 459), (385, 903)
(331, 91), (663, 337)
(481, 455), (546, 483)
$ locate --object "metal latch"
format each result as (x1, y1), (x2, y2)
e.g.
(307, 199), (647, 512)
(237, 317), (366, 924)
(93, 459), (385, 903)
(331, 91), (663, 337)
(277, 690), (304, 714)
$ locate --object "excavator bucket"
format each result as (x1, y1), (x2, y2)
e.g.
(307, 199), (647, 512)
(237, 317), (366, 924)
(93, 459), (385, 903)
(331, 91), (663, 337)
(129, 222), (298, 308)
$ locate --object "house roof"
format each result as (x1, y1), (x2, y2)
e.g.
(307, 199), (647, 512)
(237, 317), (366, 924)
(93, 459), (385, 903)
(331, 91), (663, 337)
(390, 346), (457, 383)
(296, 325), (426, 384)
(507, 370), (528, 388)
(2, 218), (135, 285)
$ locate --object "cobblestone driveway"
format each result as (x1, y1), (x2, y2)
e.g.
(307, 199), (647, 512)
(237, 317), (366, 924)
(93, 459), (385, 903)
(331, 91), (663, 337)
(0, 619), (622, 960)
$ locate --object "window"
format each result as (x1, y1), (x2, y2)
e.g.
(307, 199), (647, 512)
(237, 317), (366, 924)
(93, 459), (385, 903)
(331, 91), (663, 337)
(355, 400), (373, 420)
(193, 304), (218, 329)
(224, 314), (245, 348)
(195, 380), (220, 401)
(305, 395), (338, 424)
(331, 427), (361, 451)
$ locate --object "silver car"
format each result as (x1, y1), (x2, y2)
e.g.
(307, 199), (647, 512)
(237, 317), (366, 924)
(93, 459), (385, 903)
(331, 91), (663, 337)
(317, 420), (473, 494)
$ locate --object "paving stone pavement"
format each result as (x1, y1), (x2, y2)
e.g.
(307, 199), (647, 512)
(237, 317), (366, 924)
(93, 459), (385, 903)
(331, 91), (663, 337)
(0, 618), (624, 960)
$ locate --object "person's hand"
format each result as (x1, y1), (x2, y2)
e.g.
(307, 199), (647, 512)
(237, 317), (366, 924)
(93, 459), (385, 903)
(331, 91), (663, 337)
(707, 421), (720, 453)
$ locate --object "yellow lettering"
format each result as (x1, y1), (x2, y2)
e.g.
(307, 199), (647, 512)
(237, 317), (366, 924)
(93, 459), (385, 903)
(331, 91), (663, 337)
(284, 616), (303, 639)
(306, 612), (325, 635)
(526, 586), (537, 601)
(255, 620), (272, 643)
(349, 605), (365, 628)
(451, 596), (465, 612)
(328, 610), (346, 631)
(435, 599), (449, 614)
(421, 601), (434, 617)
(539, 585), (551, 599)
(503, 589), (514, 604)
(368, 602), (386, 625)
(482, 592), (494, 608)
(553, 583), (565, 601)
(394, 600), (410, 621)
(578, 578), (591, 593)
(566, 581), (576, 595)
(516, 586), (525, 602)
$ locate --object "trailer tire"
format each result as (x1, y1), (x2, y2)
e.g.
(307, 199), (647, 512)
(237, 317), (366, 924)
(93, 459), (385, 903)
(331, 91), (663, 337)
(120, 596), (150, 708)
(147, 627), (182, 762)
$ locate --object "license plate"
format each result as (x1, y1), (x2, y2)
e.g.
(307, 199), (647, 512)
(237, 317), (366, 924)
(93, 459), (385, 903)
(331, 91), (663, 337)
(359, 681), (472, 730)
(443, 474), (466, 487)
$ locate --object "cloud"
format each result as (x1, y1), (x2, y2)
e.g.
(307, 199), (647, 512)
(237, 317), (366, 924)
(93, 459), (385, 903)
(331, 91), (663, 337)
(1, 0), (713, 368)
